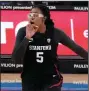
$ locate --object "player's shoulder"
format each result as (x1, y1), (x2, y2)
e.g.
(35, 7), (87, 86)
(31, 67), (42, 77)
(16, 26), (26, 38)
(18, 26), (26, 33)
(54, 27), (64, 35)
(17, 26), (26, 36)
(53, 27), (66, 41)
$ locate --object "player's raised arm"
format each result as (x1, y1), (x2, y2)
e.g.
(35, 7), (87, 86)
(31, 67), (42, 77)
(11, 27), (29, 62)
(11, 24), (39, 62)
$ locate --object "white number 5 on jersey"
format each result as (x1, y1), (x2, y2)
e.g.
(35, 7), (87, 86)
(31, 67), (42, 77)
(36, 52), (44, 63)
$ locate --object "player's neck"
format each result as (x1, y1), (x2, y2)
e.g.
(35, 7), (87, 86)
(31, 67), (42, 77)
(38, 24), (46, 33)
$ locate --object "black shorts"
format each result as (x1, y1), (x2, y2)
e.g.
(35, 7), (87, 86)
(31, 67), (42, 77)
(22, 75), (63, 91)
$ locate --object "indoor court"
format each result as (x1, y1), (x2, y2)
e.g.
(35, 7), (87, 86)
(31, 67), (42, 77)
(1, 74), (88, 91)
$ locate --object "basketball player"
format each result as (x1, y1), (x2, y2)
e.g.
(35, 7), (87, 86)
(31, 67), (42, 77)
(12, 4), (88, 91)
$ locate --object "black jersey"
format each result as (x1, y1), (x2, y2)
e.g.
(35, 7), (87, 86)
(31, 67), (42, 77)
(22, 28), (58, 78)
(12, 27), (88, 80)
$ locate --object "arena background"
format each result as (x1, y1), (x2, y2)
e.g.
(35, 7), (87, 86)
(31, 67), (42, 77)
(0, 1), (88, 91)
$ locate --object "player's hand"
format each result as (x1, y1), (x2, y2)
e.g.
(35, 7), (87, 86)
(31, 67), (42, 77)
(25, 23), (39, 40)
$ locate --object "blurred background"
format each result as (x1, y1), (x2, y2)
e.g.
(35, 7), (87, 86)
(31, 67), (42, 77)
(0, 1), (88, 91)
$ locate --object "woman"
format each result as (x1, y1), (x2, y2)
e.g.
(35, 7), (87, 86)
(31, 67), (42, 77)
(12, 4), (88, 91)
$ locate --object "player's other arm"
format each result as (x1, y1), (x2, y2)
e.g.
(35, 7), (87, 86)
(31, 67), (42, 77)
(11, 27), (29, 62)
(55, 29), (88, 60)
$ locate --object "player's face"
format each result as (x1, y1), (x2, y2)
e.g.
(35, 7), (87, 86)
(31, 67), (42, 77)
(28, 8), (45, 27)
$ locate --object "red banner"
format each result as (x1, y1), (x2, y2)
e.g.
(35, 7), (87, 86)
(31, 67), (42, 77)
(1, 10), (88, 55)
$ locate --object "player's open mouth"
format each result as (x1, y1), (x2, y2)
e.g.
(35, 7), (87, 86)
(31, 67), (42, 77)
(30, 21), (34, 24)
